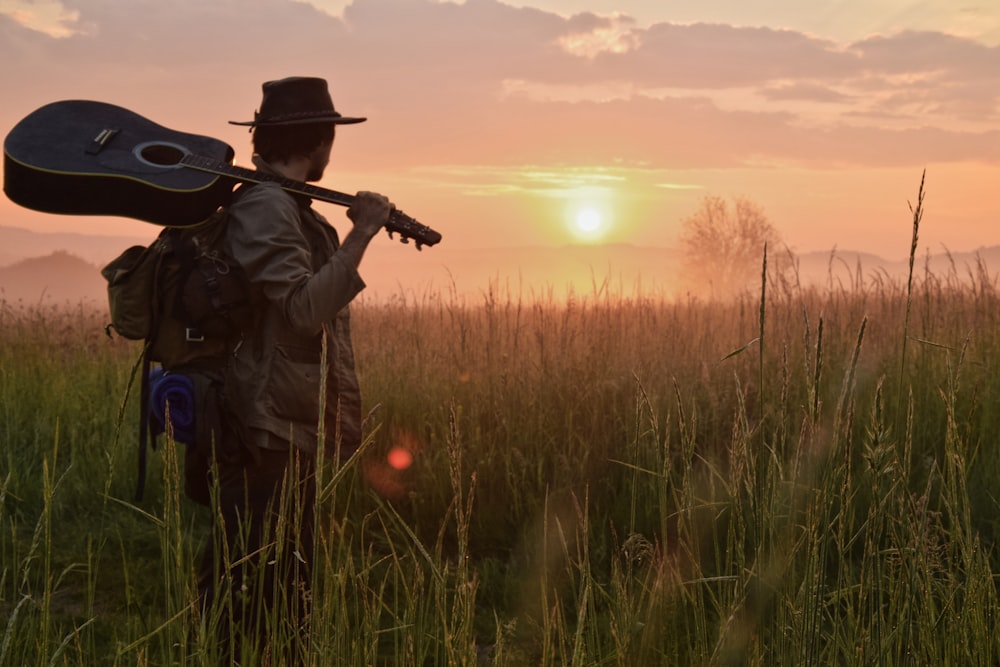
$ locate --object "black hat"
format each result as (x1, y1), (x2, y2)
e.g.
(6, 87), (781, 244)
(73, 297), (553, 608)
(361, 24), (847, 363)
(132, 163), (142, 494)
(229, 76), (366, 127)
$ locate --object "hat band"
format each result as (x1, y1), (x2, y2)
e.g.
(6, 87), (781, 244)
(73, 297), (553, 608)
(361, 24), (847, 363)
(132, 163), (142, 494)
(255, 109), (342, 123)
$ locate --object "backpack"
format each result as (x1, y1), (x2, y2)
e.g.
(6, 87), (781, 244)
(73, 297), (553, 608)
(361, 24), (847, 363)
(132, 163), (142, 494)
(102, 205), (255, 503)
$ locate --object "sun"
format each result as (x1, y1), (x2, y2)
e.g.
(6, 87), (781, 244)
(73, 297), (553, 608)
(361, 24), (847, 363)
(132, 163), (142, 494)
(575, 208), (602, 233)
(570, 206), (608, 241)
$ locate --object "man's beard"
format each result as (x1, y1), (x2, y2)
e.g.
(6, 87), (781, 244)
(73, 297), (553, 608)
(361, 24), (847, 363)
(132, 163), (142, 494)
(305, 143), (331, 182)
(306, 164), (325, 181)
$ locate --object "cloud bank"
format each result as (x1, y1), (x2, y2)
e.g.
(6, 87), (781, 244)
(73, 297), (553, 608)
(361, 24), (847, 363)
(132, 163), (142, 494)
(1, 0), (996, 173)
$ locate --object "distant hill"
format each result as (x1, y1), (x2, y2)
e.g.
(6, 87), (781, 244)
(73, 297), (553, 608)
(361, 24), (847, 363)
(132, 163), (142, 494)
(0, 225), (153, 268)
(794, 246), (1000, 289)
(0, 250), (106, 305)
(1, 225), (998, 305)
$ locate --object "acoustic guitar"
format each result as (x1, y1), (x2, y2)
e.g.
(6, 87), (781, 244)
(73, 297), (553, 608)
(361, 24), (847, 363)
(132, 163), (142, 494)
(3, 100), (441, 249)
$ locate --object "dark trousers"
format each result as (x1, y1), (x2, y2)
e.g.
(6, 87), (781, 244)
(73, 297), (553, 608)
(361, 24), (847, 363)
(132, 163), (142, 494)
(197, 445), (316, 664)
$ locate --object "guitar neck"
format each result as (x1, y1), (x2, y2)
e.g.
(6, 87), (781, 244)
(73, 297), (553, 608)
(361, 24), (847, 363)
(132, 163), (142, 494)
(181, 154), (355, 208)
(180, 154), (442, 249)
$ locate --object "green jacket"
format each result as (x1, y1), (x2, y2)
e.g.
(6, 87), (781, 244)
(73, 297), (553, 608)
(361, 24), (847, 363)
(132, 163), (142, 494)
(221, 164), (366, 456)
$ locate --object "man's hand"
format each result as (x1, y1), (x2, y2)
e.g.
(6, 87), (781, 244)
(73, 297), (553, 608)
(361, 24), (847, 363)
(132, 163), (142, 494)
(347, 191), (393, 240)
(341, 190), (394, 268)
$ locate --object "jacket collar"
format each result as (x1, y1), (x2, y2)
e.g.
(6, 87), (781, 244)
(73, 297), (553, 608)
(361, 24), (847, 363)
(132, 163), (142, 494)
(251, 155), (313, 207)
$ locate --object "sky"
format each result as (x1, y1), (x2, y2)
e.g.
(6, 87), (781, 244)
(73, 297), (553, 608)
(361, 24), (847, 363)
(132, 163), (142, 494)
(1, 0), (998, 261)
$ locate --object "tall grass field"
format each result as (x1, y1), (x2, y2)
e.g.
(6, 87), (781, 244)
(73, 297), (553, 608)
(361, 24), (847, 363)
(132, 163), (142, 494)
(3, 195), (1000, 665)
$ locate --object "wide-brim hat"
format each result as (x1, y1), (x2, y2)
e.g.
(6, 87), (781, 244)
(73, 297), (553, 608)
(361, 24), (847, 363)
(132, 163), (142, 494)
(229, 76), (366, 127)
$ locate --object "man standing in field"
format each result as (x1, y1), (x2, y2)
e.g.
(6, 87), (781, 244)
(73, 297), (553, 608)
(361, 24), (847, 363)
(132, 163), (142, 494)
(199, 76), (392, 661)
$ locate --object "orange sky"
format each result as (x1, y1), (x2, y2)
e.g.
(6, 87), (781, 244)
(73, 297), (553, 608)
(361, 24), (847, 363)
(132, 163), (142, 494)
(1, 0), (998, 262)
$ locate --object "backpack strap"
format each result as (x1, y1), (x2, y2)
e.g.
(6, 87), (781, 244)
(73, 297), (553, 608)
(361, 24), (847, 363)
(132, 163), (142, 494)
(135, 343), (153, 502)
(167, 227), (205, 342)
(133, 230), (171, 503)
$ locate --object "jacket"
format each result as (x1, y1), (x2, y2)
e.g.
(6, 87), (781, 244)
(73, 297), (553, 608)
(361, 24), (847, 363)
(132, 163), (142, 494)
(221, 161), (366, 455)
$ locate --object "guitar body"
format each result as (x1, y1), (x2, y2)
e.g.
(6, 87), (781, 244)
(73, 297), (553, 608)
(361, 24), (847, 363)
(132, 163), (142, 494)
(4, 100), (442, 247)
(4, 100), (236, 227)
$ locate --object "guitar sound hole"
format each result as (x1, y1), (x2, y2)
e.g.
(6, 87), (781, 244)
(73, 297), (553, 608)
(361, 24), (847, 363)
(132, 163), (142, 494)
(137, 142), (186, 167)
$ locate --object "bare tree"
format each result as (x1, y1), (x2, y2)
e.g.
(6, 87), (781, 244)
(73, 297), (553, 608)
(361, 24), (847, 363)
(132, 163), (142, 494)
(678, 196), (793, 299)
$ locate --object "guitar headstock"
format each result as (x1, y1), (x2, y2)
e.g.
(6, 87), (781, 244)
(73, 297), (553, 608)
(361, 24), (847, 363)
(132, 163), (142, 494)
(386, 208), (442, 250)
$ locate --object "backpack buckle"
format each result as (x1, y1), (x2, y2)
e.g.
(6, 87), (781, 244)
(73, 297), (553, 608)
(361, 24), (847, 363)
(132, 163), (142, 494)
(185, 327), (205, 342)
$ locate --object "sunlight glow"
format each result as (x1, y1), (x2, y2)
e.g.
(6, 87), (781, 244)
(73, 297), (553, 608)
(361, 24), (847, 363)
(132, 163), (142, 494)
(558, 16), (640, 58)
(576, 208), (602, 233)
(568, 205), (610, 242)
(4, 0), (81, 38)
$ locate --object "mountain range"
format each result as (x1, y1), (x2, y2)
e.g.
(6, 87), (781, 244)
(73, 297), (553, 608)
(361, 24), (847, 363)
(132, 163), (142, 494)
(2, 225), (998, 306)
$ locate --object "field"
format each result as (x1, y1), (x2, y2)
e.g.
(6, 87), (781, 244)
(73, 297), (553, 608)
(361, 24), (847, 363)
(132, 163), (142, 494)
(3, 220), (1000, 663)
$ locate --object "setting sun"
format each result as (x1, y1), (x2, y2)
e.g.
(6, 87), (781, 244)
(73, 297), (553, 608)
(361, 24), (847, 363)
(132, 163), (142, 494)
(575, 207), (602, 232)
(568, 205), (610, 242)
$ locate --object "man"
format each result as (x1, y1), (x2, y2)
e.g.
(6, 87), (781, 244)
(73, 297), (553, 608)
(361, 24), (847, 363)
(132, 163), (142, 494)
(198, 76), (392, 661)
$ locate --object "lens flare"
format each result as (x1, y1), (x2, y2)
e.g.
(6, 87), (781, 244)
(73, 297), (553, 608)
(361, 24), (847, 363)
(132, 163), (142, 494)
(363, 430), (423, 500)
(387, 446), (414, 470)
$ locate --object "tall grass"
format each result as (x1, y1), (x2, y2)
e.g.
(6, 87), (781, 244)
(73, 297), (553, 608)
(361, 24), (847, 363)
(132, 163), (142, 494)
(3, 201), (1000, 662)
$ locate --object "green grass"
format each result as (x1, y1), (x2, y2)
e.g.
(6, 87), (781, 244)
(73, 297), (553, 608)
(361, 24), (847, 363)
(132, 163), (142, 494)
(3, 211), (1000, 662)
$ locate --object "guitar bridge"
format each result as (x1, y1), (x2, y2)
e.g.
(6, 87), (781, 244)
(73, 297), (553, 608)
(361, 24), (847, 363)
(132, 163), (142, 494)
(86, 128), (119, 155)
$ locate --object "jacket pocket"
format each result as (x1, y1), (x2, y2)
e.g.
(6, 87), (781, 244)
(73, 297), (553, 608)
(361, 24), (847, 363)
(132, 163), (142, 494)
(269, 344), (322, 424)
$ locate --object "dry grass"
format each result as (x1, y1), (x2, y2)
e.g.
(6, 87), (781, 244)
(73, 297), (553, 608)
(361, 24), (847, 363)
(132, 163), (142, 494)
(2, 220), (1000, 664)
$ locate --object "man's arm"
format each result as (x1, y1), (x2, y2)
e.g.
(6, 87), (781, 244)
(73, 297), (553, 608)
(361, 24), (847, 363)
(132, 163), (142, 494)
(225, 183), (366, 335)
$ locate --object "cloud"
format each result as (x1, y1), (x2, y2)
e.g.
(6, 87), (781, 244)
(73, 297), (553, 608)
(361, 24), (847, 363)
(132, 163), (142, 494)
(1, 0), (997, 177)
(595, 22), (860, 88)
(760, 83), (854, 104)
(851, 30), (1000, 79)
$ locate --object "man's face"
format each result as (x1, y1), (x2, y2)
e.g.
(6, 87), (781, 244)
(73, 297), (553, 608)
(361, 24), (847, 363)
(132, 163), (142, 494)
(305, 126), (335, 182)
